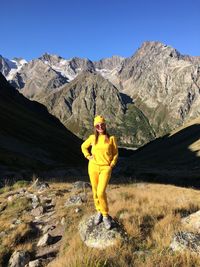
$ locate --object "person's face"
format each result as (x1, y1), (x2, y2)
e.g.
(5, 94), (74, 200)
(95, 123), (106, 133)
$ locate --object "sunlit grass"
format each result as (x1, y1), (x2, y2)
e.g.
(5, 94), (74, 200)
(1, 181), (200, 266)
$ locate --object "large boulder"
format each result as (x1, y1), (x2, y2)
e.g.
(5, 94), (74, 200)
(8, 251), (30, 267)
(181, 210), (200, 232)
(78, 215), (127, 249)
(170, 231), (200, 253)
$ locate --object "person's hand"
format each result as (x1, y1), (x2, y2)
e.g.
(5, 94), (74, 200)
(88, 156), (94, 160)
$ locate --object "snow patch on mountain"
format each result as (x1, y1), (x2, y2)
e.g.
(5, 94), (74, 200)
(5, 58), (27, 80)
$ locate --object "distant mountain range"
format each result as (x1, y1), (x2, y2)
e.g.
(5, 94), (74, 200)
(1, 41), (200, 147)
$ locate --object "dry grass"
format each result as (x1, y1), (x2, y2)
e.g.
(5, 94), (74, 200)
(48, 182), (200, 267)
(0, 192), (33, 266)
(1, 181), (200, 266)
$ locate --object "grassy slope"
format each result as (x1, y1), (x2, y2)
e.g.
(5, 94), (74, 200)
(0, 74), (84, 175)
(124, 117), (200, 186)
(1, 181), (200, 266)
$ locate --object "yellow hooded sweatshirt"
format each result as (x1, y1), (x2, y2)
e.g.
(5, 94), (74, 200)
(81, 134), (118, 168)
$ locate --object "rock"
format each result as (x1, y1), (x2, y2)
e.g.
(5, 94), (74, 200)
(64, 195), (85, 207)
(8, 250), (30, 267)
(19, 189), (26, 195)
(75, 208), (81, 213)
(181, 210), (200, 232)
(31, 206), (44, 217)
(72, 181), (91, 190)
(30, 179), (50, 192)
(12, 219), (22, 225)
(8, 196), (13, 202)
(42, 225), (56, 234)
(37, 183), (50, 192)
(78, 215), (127, 249)
(26, 193), (39, 209)
(31, 195), (39, 207)
(37, 233), (53, 247)
(25, 259), (43, 267)
(170, 231), (200, 252)
(40, 197), (52, 205)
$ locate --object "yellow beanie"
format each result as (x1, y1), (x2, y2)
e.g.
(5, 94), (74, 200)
(94, 115), (105, 126)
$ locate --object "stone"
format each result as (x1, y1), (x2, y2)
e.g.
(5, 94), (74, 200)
(40, 197), (52, 205)
(75, 208), (81, 213)
(8, 250), (30, 267)
(37, 233), (53, 247)
(14, 219), (22, 225)
(170, 231), (200, 253)
(31, 206), (44, 217)
(78, 215), (127, 249)
(26, 193), (39, 209)
(64, 195), (84, 207)
(25, 259), (42, 267)
(19, 189), (26, 194)
(30, 179), (50, 192)
(72, 181), (91, 190)
(181, 210), (200, 232)
(8, 196), (13, 202)
(37, 183), (50, 192)
(42, 225), (56, 234)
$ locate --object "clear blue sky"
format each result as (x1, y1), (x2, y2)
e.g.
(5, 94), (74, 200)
(1, 0), (200, 61)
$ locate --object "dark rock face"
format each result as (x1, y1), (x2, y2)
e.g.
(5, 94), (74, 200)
(0, 55), (11, 77)
(0, 73), (84, 174)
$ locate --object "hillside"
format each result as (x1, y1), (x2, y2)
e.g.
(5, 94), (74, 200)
(38, 71), (155, 146)
(123, 116), (200, 186)
(0, 73), (84, 178)
(2, 180), (200, 266)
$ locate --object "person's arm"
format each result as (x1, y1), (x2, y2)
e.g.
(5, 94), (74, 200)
(110, 136), (118, 168)
(81, 135), (92, 160)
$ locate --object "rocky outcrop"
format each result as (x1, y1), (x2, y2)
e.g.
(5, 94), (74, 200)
(182, 210), (200, 232)
(170, 210), (200, 253)
(10, 59), (68, 100)
(78, 215), (127, 249)
(170, 231), (200, 253)
(94, 56), (124, 87)
(8, 251), (30, 267)
(0, 55), (11, 77)
(118, 41), (200, 136)
(39, 53), (95, 81)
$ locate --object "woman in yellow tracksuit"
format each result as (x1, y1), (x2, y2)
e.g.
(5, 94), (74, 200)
(81, 115), (118, 230)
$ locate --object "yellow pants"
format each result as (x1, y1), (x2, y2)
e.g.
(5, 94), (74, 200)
(88, 161), (112, 216)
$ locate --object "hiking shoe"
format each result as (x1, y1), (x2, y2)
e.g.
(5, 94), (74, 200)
(94, 212), (103, 225)
(103, 215), (112, 230)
